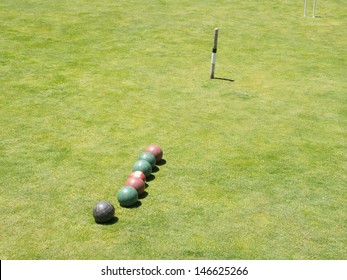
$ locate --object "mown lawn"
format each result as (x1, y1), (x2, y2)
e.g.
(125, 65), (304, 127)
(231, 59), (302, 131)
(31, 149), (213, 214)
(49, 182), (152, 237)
(0, 0), (346, 259)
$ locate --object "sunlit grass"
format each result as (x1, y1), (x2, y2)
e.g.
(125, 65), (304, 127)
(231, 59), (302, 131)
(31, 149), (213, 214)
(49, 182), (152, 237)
(0, 0), (346, 259)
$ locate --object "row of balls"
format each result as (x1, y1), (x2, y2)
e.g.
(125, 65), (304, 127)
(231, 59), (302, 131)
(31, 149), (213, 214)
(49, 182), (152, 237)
(93, 144), (163, 224)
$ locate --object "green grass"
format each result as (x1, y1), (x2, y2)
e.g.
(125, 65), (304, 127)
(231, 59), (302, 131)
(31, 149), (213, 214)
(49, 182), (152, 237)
(0, 0), (346, 259)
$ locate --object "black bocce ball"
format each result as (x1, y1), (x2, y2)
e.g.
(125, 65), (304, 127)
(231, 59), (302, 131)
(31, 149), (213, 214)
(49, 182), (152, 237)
(93, 200), (115, 224)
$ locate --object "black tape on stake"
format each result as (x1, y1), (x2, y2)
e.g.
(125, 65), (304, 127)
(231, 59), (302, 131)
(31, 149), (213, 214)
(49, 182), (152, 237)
(210, 28), (219, 79)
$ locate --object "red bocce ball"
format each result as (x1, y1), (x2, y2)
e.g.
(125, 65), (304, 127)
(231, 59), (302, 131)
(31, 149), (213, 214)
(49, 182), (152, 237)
(124, 177), (145, 195)
(145, 144), (163, 163)
(129, 171), (146, 182)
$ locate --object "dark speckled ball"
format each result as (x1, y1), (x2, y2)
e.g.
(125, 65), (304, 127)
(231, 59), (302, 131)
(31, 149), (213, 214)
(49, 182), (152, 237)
(93, 200), (115, 224)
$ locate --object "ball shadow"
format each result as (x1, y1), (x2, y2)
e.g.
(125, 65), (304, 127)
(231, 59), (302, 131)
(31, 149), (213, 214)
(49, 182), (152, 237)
(146, 174), (156, 182)
(97, 216), (119, 225)
(139, 191), (148, 199)
(156, 159), (166, 166)
(122, 200), (142, 209)
(152, 166), (160, 173)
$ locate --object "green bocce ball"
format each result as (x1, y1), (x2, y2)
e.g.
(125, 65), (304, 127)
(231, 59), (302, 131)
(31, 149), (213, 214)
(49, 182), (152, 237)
(132, 159), (152, 178)
(138, 152), (156, 167)
(117, 186), (138, 207)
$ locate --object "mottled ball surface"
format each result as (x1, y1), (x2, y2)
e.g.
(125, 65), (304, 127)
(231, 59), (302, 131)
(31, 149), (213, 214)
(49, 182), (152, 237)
(125, 177), (145, 195)
(145, 144), (163, 163)
(138, 152), (156, 167)
(132, 159), (152, 178)
(93, 200), (115, 224)
(129, 171), (146, 182)
(117, 186), (138, 207)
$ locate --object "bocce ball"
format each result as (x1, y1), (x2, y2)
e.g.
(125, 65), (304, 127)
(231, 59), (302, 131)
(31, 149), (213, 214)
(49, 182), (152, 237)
(145, 144), (163, 163)
(138, 151), (156, 167)
(93, 200), (115, 224)
(129, 171), (146, 182)
(124, 177), (145, 195)
(132, 159), (152, 178)
(117, 186), (138, 207)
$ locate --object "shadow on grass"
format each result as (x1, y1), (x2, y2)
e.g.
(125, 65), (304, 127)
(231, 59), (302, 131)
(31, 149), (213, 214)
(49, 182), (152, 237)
(122, 200), (142, 208)
(213, 77), (235, 82)
(147, 159), (166, 179)
(157, 159), (166, 166)
(139, 191), (148, 199)
(152, 166), (159, 173)
(146, 174), (155, 182)
(97, 216), (119, 225)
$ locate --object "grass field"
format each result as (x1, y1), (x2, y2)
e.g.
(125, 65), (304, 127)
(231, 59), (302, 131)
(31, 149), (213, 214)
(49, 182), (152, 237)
(0, 0), (346, 259)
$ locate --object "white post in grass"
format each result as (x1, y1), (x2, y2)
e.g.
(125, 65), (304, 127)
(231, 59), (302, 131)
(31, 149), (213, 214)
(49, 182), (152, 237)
(210, 28), (219, 79)
(313, 0), (317, 18)
(304, 0), (308, 16)
(304, 0), (317, 18)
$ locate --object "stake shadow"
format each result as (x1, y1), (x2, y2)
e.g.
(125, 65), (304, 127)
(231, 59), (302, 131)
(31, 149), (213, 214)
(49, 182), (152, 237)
(213, 77), (235, 82)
